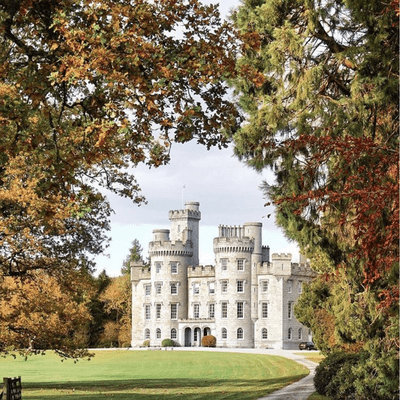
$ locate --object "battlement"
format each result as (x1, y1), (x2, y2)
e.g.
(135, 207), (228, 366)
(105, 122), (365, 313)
(187, 265), (215, 278)
(218, 224), (246, 238)
(213, 236), (254, 254)
(257, 261), (272, 274)
(169, 209), (201, 220)
(149, 240), (193, 257)
(271, 253), (292, 260)
(131, 262), (151, 282)
(290, 262), (317, 277)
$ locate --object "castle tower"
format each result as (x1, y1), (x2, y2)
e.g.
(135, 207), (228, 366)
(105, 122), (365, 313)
(139, 202), (201, 346)
(168, 201), (201, 267)
(213, 224), (255, 348)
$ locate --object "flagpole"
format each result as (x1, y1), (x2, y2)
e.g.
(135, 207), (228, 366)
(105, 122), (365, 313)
(182, 184), (185, 208)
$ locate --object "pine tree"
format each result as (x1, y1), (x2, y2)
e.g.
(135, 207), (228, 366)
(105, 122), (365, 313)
(121, 239), (144, 275)
(230, 0), (399, 398)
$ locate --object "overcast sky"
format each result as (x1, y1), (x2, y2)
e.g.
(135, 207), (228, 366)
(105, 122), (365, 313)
(94, 0), (300, 276)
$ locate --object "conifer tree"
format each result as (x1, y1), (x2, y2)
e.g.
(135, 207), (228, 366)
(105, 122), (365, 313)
(121, 239), (144, 275)
(231, 0), (398, 398)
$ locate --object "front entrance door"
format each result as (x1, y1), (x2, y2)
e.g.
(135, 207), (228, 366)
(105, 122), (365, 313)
(185, 328), (192, 347)
(194, 327), (201, 347)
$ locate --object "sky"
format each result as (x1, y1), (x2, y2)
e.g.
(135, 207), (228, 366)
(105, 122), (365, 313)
(94, 0), (300, 277)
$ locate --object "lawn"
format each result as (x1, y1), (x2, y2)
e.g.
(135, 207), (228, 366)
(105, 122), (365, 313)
(1, 349), (309, 399)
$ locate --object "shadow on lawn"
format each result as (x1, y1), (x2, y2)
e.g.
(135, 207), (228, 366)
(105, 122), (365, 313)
(23, 374), (307, 399)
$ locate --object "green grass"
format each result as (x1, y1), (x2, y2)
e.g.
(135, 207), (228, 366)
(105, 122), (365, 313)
(1, 350), (309, 399)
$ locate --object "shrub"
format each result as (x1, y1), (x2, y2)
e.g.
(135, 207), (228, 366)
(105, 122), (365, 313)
(161, 338), (175, 347)
(142, 340), (150, 347)
(201, 335), (216, 347)
(314, 351), (360, 399)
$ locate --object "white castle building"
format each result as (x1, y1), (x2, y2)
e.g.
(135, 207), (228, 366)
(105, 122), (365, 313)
(131, 202), (316, 349)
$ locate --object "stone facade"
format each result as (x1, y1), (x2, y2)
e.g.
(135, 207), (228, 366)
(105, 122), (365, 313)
(131, 202), (316, 349)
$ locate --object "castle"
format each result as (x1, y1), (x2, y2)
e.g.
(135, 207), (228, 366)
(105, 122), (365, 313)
(131, 202), (316, 349)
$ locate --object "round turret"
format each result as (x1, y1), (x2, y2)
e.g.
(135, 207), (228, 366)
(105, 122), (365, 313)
(153, 229), (170, 242)
(185, 201), (200, 211)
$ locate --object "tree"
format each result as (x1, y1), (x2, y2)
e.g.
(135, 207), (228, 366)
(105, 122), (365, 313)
(99, 274), (131, 347)
(121, 239), (144, 275)
(0, 270), (92, 359)
(0, 0), (238, 356)
(86, 269), (112, 347)
(231, 0), (398, 398)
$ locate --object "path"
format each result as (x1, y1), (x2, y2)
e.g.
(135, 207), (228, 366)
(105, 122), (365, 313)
(255, 351), (317, 400)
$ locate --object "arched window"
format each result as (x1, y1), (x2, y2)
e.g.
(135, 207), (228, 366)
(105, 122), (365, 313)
(145, 329), (150, 340)
(156, 328), (161, 339)
(222, 328), (227, 339)
(262, 328), (268, 339)
(171, 328), (177, 340)
(237, 328), (243, 340)
(298, 328), (302, 340)
(288, 328), (292, 340)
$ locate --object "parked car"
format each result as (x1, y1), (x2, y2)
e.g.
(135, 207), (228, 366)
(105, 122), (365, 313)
(299, 341), (317, 350)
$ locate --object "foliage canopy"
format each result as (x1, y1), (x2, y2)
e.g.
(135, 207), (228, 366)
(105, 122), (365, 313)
(0, 0), (238, 356)
(231, 0), (398, 398)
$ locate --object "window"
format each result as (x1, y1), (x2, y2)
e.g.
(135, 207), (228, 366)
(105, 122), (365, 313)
(209, 303), (215, 318)
(171, 304), (177, 320)
(237, 259), (244, 271)
(288, 302), (293, 319)
(145, 285), (151, 296)
(222, 328), (227, 339)
(155, 263), (161, 273)
(156, 304), (161, 319)
(155, 283), (162, 295)
(298, 328), (302, 340)
(221, 259), (228, 270)
(288, 328), (292, 340)
(144, 328), (150, 340)
(156, 328), (161, 339)
(237, 280), (244, 293)
(193, 303), (200, 318)
(145, 304), (151, 320)
(209, 282), (215, 294)
(221, 280), (228, 293)
(221, 302), (228, 318)
(262, 281), (269, 292)
(171, 263), (178, 274)
(171, 328), (177, 340)
(194, 329), (198, 342)
(262, 328), (268, 339)
(298, 281), (303, 293)
(193, 282), (200, 295)
(171, 283), (177, 294)
(262, 302), (268, 318)
(237, 302), (244, 319)
(288, 280), (292, 293)
(237, 328), (243, 339)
